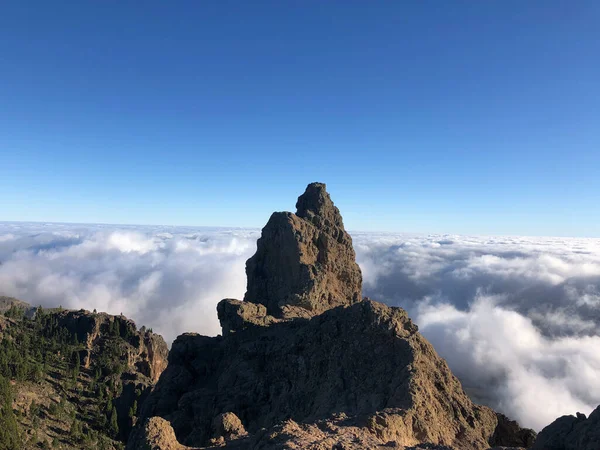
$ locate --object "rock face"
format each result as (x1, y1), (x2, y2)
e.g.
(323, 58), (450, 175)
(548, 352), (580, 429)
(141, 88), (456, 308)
(244, 182), (362, 318)
(51, 308), (169, 440)
(490, 414), (536, 449)
(0, 301), (170, 448)
(130, 182), (534, 450)
(0, 296), (33, 315)
(51, 309), (168, 383)
(531, 406), (600, 450)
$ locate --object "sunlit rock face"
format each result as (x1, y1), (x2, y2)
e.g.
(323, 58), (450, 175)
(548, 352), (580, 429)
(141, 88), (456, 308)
(130, 183), (535, 450)
(244, 182), (363, 318)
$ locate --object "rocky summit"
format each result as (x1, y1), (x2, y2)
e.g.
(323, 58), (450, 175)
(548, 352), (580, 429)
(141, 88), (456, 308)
(129, 183), (536, 450)
(244, 182), (363, 319)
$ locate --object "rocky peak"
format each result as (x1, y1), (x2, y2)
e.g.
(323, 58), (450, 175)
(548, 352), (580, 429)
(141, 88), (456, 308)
(295, 182), (345, 231)
(131, 182), (536, 450)
(242, 182), (362, 320)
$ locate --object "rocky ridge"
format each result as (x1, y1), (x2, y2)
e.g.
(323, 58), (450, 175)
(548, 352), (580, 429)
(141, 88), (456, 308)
(52, 308), (169, 439)
(531, 406), (600, 450)
(0, 301), (169, 448)
(129, 183), (535, 450)
(51, 308), (168, 383)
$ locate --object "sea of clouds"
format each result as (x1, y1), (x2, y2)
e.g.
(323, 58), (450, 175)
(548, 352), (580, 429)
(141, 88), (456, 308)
(0, 222), (599, 431)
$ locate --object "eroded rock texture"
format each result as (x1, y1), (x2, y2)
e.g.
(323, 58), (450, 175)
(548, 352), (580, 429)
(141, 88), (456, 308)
(129, 417), (193, 450)
(244, 182), (363, 318)
(129, 182), (534, 450)
(51, 309), (168, 382)
(52, 308), (169, 439)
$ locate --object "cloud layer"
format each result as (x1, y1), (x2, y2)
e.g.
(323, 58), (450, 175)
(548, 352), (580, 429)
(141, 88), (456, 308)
(0, 223), (258, 342)
(1, 223), (599, 430)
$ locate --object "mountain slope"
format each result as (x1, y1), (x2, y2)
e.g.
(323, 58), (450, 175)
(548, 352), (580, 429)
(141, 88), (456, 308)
(129, 183), (535, 450)
(0, 302), (168, 449)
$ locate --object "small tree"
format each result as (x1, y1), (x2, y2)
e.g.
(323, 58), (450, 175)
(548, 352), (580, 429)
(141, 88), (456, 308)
(70, 418), (82, 441)
(128, 400), (137, 418)
(109, 405), (119, 437)
(0, 375), (22, 448)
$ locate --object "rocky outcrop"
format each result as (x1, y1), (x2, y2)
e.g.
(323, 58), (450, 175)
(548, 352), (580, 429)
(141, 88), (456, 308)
(217, 299), (279, 335)
(50, 308), (169, 440)
(129, 417), (194, 450)
(50, 309), (168, 382)
(490, 414), (536, 449)
(130, 183), (533, 450)
(210, 412), (248, 444)
(244, 182), (362, 319)
(531, 406), (600, 450)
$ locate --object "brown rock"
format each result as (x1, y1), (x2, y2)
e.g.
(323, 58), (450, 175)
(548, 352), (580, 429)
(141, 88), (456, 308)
(129, 182), (534, 450)
(0, 296), (32, 315)
(217, 299), (279, 335)
(128, 417), (194, 450)
(244, 182), (362, 318)
(212, 412), (247, 441)
(136, 300), (533, 449)
(50, 309), (168, 382)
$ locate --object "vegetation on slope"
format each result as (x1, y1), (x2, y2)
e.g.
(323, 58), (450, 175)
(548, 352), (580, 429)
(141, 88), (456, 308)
(0, 304), (153, 450)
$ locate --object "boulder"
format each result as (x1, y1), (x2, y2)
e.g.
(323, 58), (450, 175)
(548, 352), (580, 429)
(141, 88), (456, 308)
(128, 417), (193, 450)
(217, 299), (279, 335)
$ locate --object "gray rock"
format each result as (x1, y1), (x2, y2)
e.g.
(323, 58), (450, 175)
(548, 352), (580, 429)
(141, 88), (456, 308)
(217, 298), (279, 335)
(490, 414), (536, 448)
(532, 406), (600, 450)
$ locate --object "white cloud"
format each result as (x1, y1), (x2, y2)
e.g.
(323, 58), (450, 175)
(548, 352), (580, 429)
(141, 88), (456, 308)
(0, 223), (258, 343)
(1, 223), (599, 430)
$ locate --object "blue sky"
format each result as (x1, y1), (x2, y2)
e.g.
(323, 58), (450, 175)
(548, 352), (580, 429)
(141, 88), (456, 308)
(1, 1), (599, 236)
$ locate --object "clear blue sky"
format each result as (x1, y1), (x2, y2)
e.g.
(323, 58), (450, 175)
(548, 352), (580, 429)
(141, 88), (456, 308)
(1, 1), (599, 236)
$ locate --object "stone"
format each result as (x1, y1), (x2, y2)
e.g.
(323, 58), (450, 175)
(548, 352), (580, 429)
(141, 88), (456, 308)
(134, 300), (535, 449)
(217, 298), (279, 335)
(51, 309), (168, 383)
(51, 308), (169, 440)
(244, 182), (363, 318)
(489, 414), (536, 448)
(212, 412), (247, 441)
(128, 417), (193, 450)
(128, 182), (534, 450)
(531, 405), (600, 450)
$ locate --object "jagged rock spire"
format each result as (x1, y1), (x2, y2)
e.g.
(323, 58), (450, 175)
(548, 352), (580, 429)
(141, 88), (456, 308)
(131, 182), (537, 450)
(296, 182), (344, 228)
(243, 182), (362, 318)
